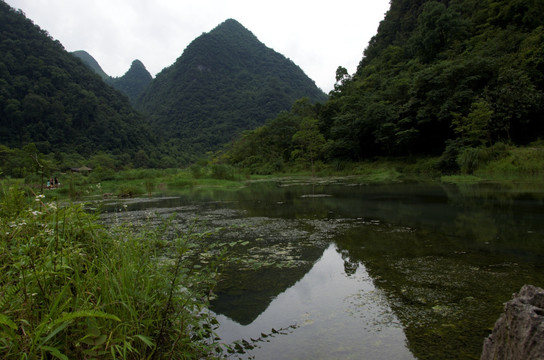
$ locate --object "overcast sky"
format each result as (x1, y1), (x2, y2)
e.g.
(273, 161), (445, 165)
(5, 0), (390, 93)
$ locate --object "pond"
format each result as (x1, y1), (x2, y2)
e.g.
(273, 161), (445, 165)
(100, 180), (544, 359)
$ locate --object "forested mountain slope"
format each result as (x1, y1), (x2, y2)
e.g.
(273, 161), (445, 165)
(136, 19), (327, 155)
(323, 0), (544, 162)
(72, 52), (152, 104)
(224, 0), (544, 173)
(0, 1), (155, 157)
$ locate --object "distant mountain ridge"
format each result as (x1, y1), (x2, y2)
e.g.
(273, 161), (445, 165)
(136, 18), (328, 154)
(72, 51), (152, 104)
(72, 50), (110, 80)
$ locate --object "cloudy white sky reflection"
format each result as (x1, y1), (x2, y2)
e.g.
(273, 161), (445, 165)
(5, 0), (390, 92)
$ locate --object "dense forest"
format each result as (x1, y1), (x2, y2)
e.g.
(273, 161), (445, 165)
(224, 0), (544, 174)
(137, 19), (327, 155)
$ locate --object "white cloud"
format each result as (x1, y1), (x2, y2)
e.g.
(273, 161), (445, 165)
(5, 0), (390, 92)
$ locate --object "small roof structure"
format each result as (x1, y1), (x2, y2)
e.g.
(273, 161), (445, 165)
(70, 166), (93, 172)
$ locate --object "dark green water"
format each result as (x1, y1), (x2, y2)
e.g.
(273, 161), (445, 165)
(101, 180), (544, 359)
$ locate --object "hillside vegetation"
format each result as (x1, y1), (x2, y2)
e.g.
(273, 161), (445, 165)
(222, 0), (544, 177)
(0, 2), (155, 158)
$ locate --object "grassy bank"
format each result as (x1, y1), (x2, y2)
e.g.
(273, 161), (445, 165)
(4, 144), (544, 202)
(0, 185), (233, 359)
(308, 144), (544, 184)
(23, 164), (246, 202)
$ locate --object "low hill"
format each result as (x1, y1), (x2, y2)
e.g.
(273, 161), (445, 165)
(136, 19), (327, 155)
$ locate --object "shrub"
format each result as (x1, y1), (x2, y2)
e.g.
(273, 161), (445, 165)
(117, 184), (142, 198)
(210, 164), (236, 180)
(437, 140), (461, 174)
(457, 147), (480, 174)
(190, 164), (204, 179)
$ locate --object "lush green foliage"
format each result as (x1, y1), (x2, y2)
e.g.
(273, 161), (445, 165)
(324, 0), (544, 159)
(222, 0), (544, 175)
(0, 185), (231, 359)
(0, 2), (156, 158)
(222, 98), (321, 174)
(136, 19), (327, 155)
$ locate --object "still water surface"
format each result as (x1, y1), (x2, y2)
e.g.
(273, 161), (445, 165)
(101, 180), (544, 359)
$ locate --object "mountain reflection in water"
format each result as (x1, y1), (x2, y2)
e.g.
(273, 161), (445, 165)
(213, 244), (415, 360)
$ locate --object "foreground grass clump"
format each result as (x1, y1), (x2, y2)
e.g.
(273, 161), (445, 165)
(0, 185), (227, 359)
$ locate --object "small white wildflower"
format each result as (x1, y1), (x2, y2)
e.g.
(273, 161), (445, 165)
(35, 194), (45, 201)
(96, 183), (101, 189)
(123, 204), (128, 209)
(48, 203), (57, 210)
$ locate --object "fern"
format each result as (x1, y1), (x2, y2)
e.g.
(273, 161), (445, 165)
(0, 314), (17, 330)
(0, 282), (23, 309)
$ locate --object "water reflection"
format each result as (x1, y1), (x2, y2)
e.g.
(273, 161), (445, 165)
(99, 180), (544, 359)
(214, 244), (415, 360)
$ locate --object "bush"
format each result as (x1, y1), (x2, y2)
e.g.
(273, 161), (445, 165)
(210, 164), (236, 180)
(457, 147), (481, 174)
(117, 184), (142, 198)
(437, 140), (461, 174)
(190, 164), (204, 179)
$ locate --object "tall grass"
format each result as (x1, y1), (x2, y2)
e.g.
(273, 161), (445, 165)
(0, 185), (228, 359)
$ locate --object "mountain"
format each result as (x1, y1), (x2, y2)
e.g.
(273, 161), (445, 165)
(73, 52), (152, 104)
(320, 0), (544, 164)
(0, 1), (155, 157)
(109, 60), (153, 104)
(72, 50), (110, 80)
(136, 19), (327, 155)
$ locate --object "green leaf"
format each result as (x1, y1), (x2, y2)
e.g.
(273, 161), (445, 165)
(80, 334), (107, 346)
(0, 314), (17, 330)
(41, 346), (69, 360)
(39, 310), (121, 347)
(51, 310), (121, 328)
(135, 334), (155, 348)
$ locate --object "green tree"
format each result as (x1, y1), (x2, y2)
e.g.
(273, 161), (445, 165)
(291, 118), (325, 176)
(452, 99), (493, 146)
